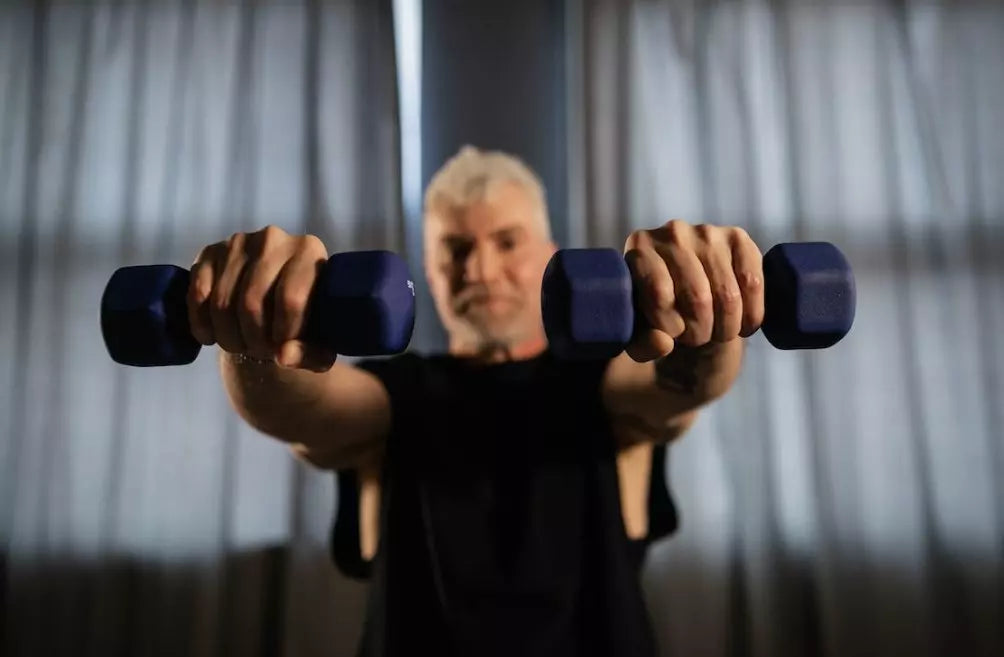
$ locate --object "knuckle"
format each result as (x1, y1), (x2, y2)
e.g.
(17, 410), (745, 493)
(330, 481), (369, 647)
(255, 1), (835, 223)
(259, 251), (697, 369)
(663, 219), (690, 245)
(226, 232), (246, 251)
(280, 286), (309, 316)
(260, 224), (286, 243)
(240, 291), (264, 321)
(728, 225), (751, 246)
(255, 224), (289, 255)
(716, 284), (742, 311)
(694, 223), (716, 242)
(192, 242), (222, 267)
(737, 270), (763, 292)
(298, 233), (327, 256)
(650, 281), (674, 310)
(685, 286), (713, 313)
(623, 229), (647, 252)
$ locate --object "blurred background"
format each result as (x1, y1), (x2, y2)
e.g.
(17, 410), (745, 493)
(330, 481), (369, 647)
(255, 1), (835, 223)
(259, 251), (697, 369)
(1, 0), (1002, 655)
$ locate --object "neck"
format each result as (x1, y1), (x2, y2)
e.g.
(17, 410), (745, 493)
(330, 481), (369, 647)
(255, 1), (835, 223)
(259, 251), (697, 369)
(448, 332), (548, 364)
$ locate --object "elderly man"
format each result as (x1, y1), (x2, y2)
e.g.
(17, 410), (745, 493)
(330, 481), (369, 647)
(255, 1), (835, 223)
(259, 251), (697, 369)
(191, 145), (763, 657)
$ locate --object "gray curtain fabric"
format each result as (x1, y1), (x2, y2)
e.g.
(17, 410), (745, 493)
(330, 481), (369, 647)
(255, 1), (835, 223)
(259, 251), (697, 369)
(2, 1), (1003, 657)
(566, 1), (1003, 656)
(0, 1), (400, 656)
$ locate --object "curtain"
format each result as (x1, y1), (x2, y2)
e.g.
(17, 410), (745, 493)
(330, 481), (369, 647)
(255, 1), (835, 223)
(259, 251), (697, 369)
(3, 1), (1003, 657)
(566, 1), (1003, 656)
(0, 1), (401, 656)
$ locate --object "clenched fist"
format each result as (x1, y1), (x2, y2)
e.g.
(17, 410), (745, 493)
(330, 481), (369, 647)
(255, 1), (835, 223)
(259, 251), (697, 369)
(623, 220), (765, 362)
(187, 225), (335, 371)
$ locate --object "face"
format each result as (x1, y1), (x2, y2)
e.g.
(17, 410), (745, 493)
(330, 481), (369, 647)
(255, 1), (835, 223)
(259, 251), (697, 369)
(424, 181), (557, 352)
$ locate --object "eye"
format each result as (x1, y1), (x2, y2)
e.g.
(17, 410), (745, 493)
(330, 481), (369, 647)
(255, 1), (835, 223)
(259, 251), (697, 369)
(444, 239), (472, 263)
(498, 234), (518, 251)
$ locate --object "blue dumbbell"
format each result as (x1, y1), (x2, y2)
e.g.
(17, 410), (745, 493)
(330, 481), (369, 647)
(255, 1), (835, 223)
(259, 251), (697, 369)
(541, 242), (855, 360)
(101, 250), (416, 366)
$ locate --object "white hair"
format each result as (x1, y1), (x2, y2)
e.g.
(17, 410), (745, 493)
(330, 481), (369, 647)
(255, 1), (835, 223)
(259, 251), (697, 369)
(423, 145), (552, 239)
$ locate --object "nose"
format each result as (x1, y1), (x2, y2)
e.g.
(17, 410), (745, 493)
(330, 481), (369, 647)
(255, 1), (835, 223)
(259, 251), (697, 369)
(464, 242), (501, 285)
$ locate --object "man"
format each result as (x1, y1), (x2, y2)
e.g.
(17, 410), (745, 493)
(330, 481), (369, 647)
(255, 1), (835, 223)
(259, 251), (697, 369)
(190, 145), (763, 656)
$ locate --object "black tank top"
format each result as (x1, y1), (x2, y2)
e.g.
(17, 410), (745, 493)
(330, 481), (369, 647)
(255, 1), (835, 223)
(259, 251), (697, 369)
(330, 350), (678, 657)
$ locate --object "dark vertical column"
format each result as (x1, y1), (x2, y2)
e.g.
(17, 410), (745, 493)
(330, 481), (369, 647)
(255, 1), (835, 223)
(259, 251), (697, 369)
(418, 0), (567, 348)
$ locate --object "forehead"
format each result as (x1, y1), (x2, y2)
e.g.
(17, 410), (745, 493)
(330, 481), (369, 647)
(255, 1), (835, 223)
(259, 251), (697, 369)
(426, 181), (541, 237)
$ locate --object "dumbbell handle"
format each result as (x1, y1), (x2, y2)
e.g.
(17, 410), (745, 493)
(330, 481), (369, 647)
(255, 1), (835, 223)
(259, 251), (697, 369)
(101, 250), (415, 367)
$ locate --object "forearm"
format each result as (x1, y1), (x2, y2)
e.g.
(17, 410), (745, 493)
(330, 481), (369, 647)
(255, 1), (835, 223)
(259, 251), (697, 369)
(603, 339), (745, 446)
(218, 350), (333, 443)
(218, 348), (390, 471)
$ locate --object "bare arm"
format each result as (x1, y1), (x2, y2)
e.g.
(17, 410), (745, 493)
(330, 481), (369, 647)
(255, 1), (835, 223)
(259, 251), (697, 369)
(219, 352), (389, 470)
(186, 225), (392, 471)
(602, 339), (744, 446)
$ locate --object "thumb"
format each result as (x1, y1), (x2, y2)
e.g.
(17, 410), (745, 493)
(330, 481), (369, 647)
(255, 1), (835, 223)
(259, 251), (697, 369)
(274, 339), (337, 372)
(625, 328), (675, 363)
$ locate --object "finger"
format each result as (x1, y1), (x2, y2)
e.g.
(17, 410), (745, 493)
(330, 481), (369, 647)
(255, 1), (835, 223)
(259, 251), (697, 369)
(729, 228), (765, 337)
(625, 328), (676, 363)
(209, 234), (249, 354)
(275, 339), (336, 372)
(624, 247), (686, 339)
(272, 249), (326, 346)
(698, 238), (743, 343)
(658, 243), (713, 347)
(187, 248), (218, 346)
(235, 253), (287, 360)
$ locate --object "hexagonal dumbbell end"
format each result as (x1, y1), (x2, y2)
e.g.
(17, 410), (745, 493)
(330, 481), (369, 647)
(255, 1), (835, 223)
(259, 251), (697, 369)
(101, 264), (199, 366)
(101, 250), (416, 366)
(301, 250), (416, 357)
(541, 248), (635, 360)
(760, 242), (855, 350)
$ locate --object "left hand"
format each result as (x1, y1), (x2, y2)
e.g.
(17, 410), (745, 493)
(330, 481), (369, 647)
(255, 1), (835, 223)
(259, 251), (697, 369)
(623, 220), (765, 362)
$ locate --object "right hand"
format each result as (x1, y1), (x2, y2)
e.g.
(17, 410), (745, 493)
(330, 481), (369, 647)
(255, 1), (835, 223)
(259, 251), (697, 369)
(187, 225), (336, 372)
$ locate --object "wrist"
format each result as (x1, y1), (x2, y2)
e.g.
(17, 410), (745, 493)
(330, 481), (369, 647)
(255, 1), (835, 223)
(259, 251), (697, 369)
(655, 339), (742, 402)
